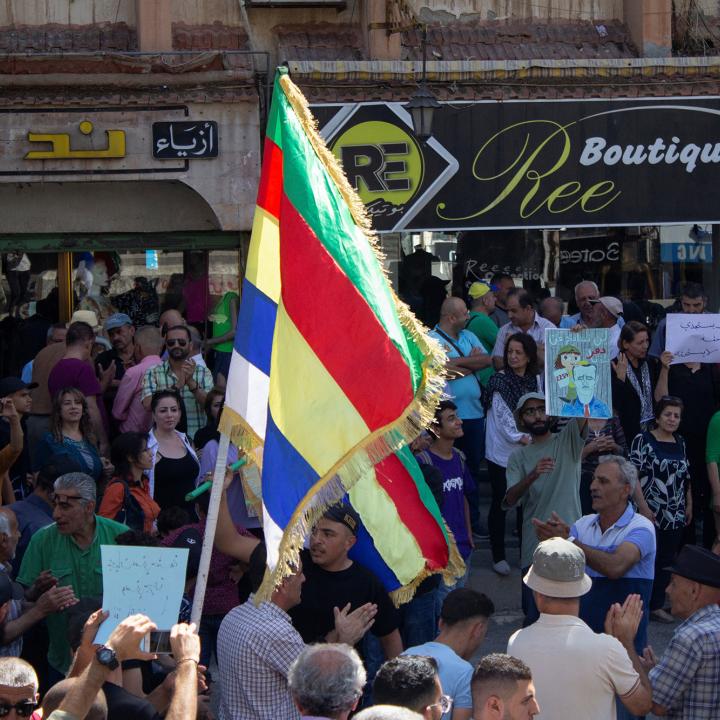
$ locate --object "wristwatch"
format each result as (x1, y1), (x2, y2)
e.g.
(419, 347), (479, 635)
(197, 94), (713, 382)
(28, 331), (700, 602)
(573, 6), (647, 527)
(95, 645), (119, 670)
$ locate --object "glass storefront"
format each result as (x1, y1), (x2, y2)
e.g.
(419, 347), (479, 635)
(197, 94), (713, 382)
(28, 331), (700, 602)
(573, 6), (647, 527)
(389, 225), (717, 330)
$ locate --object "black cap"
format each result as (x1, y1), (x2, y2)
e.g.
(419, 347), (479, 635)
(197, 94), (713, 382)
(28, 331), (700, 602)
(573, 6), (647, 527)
(171, 528), (203, 580)
(0, 377), (38, 398)
(664, 545), (720, 589)
(0, 573), (25, 605)
(322, 503), (361, 535)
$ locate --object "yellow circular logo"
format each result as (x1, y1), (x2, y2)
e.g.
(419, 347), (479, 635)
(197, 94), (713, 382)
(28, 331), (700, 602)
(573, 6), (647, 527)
(331, 121), (424, 206)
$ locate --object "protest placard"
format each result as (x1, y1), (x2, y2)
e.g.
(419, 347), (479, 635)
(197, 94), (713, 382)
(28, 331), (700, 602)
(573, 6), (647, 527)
(95, 545), (188, 645)
(666, 313), (720, 364)
(545, 328), (612, 419)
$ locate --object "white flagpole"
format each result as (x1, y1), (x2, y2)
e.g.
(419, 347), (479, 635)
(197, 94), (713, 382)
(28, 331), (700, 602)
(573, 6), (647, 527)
(190, 432), (230, 626)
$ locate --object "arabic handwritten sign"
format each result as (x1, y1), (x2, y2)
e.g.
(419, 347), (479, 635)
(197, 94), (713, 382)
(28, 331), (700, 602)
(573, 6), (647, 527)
(544, 328), (612, 419)
(666, 314), (720, 363)
(153, 121), (218, 159)
(95, 545), (188, 645)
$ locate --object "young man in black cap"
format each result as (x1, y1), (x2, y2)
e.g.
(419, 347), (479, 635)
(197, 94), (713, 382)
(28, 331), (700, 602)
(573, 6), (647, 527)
(290, 503), (403, 660)
(641, 545), (720, 719)
(0, 378), (37, 501)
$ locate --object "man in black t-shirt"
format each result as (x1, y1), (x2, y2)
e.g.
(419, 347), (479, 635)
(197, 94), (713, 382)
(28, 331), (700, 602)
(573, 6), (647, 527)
(290, 504), (403, 660)
(0, 377), (36, 500)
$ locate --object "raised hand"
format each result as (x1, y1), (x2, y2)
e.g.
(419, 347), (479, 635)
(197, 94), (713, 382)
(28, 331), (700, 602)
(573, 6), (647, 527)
(613, 352), (628, 382)
(105, 613), (158, 662)
(333, 602), (377, 645)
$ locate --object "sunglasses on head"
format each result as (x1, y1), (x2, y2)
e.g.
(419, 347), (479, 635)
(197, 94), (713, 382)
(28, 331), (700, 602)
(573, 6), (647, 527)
(166, 338), (187, 347)
(0, 702), (37, 717)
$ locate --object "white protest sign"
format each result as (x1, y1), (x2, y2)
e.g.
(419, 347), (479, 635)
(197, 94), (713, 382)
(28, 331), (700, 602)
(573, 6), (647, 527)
(666, 314), (720, 364)
(95, 545), (188, 645)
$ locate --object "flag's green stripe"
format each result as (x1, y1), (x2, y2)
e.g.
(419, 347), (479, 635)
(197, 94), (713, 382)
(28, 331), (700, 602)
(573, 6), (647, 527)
(276, 81), (425, 388)
(396, 445), (453, 548)
(265, 78), (283, 150)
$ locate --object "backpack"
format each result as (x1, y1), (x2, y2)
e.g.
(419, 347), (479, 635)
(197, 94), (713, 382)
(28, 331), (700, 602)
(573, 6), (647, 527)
(110, 478), (146, 531)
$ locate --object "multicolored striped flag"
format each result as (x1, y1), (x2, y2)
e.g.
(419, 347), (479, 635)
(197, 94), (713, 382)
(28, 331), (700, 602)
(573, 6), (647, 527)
(220, 67), (461, 600)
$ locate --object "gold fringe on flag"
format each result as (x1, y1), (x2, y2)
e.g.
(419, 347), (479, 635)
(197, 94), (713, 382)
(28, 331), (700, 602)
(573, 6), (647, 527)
(223, 68), (450, 605)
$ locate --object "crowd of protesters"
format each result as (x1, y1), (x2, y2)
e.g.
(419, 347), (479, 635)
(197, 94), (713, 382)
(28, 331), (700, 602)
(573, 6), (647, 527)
(0, 275), (715, 720)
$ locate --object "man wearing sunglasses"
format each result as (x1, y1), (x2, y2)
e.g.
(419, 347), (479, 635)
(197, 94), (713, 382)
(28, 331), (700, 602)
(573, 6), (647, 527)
(16, 472), (128, 681)
(141, 325), (213, 441)
(503, 392), (588, 625)
(0, 657), (39, 720)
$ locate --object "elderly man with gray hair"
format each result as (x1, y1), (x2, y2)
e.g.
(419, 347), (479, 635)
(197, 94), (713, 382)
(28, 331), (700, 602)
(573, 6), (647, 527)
(288, 643), (366, 720)
(17, 472), (128, 681)
(532, 454), (656, 652)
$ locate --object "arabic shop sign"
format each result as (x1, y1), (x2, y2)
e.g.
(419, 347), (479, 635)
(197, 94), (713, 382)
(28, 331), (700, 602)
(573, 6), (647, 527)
(153, 121), (218, 159)
(16, 111), (219, 174)
(312, 97), (720, 232)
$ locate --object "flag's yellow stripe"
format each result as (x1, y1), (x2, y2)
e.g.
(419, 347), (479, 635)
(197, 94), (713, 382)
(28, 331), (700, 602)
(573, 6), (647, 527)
(246, 206), (281, 303)
(268, 302), (370, 474)
(349, 470), (426, 584)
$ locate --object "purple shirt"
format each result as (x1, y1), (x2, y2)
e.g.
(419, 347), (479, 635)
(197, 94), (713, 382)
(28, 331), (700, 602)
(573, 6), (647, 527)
(48, 358), (108, 432)
(419, 449), (473, 559)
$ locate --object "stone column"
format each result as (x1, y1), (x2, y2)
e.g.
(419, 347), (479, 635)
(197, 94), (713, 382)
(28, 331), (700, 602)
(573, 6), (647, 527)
(623, 0), (672, 58)
(136, 0), (173, 52)
(364, 0), (401, 60)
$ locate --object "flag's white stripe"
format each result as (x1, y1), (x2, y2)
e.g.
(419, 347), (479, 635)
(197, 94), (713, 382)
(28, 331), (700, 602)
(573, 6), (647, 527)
(225, 349), (270, 441)
(262, 503), (284, 571)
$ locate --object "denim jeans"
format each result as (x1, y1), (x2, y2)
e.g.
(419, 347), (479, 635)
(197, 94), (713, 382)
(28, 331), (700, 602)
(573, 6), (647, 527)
(521, 567), (539, 626)
(435, 562), (470, 622)
(455, 416), (486, 535)
(398, 588), (439, 649)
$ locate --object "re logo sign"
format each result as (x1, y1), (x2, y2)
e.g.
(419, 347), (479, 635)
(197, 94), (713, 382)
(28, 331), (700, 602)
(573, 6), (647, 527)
(331, 120), (423, 207)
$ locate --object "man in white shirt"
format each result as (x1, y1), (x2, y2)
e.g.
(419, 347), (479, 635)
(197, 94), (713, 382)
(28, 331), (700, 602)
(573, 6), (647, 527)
(507, 537), (652, 720)
(492, 289), (554, 370)
(589, 297), (623, 359)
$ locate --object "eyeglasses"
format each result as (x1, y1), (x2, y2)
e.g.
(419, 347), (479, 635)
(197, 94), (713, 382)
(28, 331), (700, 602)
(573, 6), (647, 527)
(166, 338), (188, 347)
(0, 702), (38, 717)
(52, 494), (85, 509)
(521, 406), (546, 417)
(427, 695), (453, 714)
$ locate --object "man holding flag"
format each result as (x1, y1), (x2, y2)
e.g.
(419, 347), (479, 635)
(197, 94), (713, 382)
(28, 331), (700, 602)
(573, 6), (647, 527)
(204, 64), (461, 619)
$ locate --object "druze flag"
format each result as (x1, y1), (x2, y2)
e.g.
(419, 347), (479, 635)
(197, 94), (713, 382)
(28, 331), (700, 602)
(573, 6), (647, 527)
(220, 67), (462, 601)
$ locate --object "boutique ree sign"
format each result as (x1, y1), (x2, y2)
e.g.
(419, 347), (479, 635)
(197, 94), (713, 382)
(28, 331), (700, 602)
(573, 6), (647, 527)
(312, 97), (720, 232)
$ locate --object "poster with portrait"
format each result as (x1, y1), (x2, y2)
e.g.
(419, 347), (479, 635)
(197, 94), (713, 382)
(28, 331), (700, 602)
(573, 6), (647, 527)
(544, 328), (612, 419)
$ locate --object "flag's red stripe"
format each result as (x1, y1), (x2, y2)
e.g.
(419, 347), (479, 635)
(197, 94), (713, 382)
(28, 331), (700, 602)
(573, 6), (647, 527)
(279, 193), (414, 430)
(256, 137), (282, 218)
(374, 454), (450, 568)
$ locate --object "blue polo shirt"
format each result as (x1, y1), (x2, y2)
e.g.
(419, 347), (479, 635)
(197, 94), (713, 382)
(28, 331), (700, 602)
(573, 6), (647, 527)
(571, 504), (656, 652)
(429, 327), (485, 420)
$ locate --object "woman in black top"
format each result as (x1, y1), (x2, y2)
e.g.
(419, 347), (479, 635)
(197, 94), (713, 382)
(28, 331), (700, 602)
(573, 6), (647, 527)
(148, 389), (200, 519)
(611, 321), (662, 442)
(630, 396), (691, 622)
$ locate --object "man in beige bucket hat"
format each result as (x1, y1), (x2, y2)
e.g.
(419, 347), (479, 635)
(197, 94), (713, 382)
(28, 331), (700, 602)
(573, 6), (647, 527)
(507, 537), (652, 719)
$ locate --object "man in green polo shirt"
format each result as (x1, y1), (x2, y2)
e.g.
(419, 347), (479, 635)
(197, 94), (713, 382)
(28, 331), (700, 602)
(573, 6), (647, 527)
(17, 472), (128, 678)
(466, 281), (498, 387)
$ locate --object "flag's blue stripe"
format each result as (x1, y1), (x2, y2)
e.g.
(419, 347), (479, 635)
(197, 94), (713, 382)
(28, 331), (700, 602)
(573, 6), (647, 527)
(262, 415), (402, 594)
(235, 278), (276, 376)
(262, 411), (320, 528)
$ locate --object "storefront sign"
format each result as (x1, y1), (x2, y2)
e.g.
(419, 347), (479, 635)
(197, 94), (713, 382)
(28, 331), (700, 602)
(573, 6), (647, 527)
(25, 120), (125, 159)
(660, 241), (712, 263)
(153, 121), (218, 159)
(313, 98), (720, 232)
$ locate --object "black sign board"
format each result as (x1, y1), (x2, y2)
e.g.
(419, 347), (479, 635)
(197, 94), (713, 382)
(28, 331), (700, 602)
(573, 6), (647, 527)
(312, 98), (720, 232)
(152, 121), (218, 159)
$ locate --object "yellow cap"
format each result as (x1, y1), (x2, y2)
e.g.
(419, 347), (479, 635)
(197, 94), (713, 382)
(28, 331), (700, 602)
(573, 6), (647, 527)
(468, 281), (492, 299)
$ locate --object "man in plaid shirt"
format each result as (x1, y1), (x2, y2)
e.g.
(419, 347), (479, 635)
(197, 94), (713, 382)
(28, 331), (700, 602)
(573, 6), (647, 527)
(217, 560), (377, 720)
(643, 545), (720, 719)
(141, 324), (212, 440)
